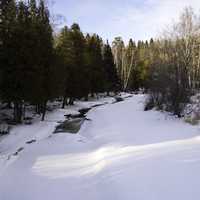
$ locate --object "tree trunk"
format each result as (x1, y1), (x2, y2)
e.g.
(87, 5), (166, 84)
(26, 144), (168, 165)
(91, 92), (94, 98)
(69, 97), (74, 105)
(35, 104), (42, 114)
(35, 104), (38, 114)
(14, 101), (22, 123)
(62, 95), (67, 109)
(84, 95), (88, 101)
(23, 104), (26, 120)
(6, 102), (12, 109)
(41, 101), (47, 121)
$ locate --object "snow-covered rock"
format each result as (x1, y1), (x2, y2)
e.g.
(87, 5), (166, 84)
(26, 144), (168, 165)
(0, 123), (9, 135)
(184, 93), (200, 124)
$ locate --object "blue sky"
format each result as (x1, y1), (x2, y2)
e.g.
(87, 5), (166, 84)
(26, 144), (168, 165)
(52, 0), (200, 43)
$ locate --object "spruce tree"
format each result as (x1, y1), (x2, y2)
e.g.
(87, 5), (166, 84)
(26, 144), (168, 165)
(56, 26), (73, 108)
(85, 34), (105, 96)
(0, 0), (26, 123)
(36, 0), (55, 120)
(103, 41), (120, 94)
(67, 23), (87, 103)
(0, 0), (17, 102)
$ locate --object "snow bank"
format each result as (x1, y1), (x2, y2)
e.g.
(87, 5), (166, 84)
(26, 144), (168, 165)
(1, 94), (200, 200)
(184, 93), (200, 124)
(0, 96), (115, 173)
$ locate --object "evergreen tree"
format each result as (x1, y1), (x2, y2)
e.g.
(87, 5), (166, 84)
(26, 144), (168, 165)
(36, 0), (55, 120)
(85, 34), (105, 96)
(103, 41), (120, 94)
(0, 0), (17, 101)
(56, 26), (75, 107)
(66, 23), (87, 103)
(0, 0), (25, 123)
(0, 0), (126, 123)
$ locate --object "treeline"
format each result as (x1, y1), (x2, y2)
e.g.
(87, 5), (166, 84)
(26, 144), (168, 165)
(2, 1), (196, 122)
(112, 7), (200, 117)
(55, 25), (120, 108)
(112, 37), (152, 91)
(146, 7), (200, 116)
(0, 0), (120, 123)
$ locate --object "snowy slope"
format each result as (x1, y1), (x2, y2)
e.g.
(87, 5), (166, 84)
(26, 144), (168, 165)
(1, 95), (200, 200)
(0, 97), (115, 173)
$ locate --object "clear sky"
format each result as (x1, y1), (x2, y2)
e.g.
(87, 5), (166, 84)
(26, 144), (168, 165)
(52, 0), (200, 43)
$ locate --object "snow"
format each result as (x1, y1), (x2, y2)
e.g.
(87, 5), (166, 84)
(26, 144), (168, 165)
(1, 94), (200, 200)
(184, 93), (200, 124)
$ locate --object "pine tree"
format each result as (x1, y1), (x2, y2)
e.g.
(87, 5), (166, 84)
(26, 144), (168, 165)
(103, 41), (120, 94)
(0, 0), (17, 101)
(85, 34), (105, 96)
(56, 26), (74, 108)
(36, 0), (55, 120)
(0, 0), (26, 123)
(66, 23), (87, 103)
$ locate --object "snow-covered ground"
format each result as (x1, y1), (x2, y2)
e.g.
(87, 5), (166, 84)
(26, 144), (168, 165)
(1, 94), (200, 200)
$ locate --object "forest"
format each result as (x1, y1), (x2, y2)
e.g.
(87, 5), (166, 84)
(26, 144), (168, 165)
(0, 0), (120, 123)
(1, 0), (200, 122)
(2, 1), (200, 200)
(112, 7), (200, 117)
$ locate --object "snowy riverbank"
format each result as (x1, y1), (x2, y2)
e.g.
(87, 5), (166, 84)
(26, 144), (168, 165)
(1, 94), (200, 200)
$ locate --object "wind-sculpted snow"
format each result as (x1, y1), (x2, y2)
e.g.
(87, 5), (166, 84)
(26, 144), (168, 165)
(32, 137), (200, 180)
(1, 95), (200, 200)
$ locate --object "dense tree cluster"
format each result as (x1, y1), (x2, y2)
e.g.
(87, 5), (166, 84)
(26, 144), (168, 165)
(2, 0), (197, 122)
(0, 0), (120, 123)
(145, 7), (200, 116)
(113, 8), (200, 116)
(1, 0), (55, 122)
(112, 37), (151, 91)
(55, 25), (120, 108)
